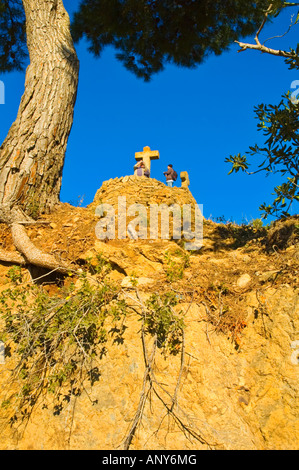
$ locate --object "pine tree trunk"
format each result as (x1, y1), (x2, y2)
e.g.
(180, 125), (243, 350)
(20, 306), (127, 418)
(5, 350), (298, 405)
(0, 0), (79, 220)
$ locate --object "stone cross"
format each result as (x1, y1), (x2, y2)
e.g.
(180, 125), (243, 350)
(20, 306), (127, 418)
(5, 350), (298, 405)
(180, 171), (190, 189)
(135, 146), (160, 174)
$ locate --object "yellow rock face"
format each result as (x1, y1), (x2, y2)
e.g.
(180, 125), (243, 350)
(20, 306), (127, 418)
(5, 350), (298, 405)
(0, 179), (298, 450)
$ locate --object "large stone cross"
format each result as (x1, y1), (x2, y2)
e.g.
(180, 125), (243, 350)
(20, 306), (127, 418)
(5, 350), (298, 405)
(135, 146), (160, 174)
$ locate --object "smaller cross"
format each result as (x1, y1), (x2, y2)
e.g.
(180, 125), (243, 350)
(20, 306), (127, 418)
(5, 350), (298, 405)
(135, 146), (160, 175)
(180, 171), (190, 189)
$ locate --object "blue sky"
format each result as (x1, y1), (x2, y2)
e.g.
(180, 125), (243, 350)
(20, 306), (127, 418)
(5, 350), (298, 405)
(0, 2), (298, 224)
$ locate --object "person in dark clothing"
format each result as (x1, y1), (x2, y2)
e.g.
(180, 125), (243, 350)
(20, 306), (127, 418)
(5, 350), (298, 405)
(163, 164), (176, 187)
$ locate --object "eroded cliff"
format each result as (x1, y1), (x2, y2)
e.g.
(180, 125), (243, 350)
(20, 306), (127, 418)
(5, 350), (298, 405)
(0, 177), (298, 450)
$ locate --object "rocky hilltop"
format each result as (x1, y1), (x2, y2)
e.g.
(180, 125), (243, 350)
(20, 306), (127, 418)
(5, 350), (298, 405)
(0, 176), (298, 450)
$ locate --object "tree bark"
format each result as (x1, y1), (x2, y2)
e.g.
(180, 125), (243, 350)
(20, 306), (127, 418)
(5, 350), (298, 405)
(0, 0), (79, 220)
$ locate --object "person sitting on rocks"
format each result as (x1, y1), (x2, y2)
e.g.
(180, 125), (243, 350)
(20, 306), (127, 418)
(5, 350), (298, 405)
(135, 161), (150, 178)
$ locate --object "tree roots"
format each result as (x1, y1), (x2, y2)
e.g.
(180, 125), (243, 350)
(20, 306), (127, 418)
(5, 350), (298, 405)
(11, 223), (68, 272)
(122, 289), (217, 450)
(0, 208), (70, 275)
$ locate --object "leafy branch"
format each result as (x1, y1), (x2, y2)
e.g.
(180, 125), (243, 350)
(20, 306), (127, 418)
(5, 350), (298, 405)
(0, 263), (126, 444)
(226, 93), (299, 219)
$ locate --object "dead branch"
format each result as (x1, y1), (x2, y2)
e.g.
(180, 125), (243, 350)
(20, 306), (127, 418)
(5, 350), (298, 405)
(123, 289), (216, 450)
(235, 2), (297, 60)
(235, 41), (295, 59)
(152, 386), (215, 448)
(255, 3), (273, 45)
(123, 319), (157, 451)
